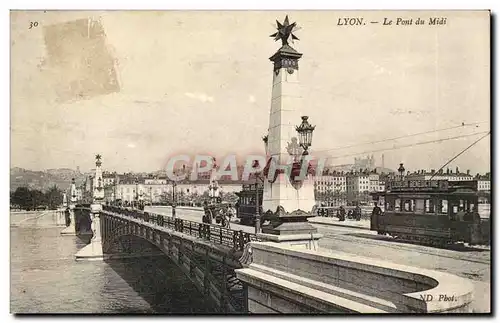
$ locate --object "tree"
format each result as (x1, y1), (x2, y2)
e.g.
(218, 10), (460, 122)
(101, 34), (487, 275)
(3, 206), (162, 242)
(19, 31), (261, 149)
(11, 187), (31, 209)
(10, 186), (64, 210)
(45, 185), (62, 210)
(159, 190), (176, 205)
(30, 189), (45, 210)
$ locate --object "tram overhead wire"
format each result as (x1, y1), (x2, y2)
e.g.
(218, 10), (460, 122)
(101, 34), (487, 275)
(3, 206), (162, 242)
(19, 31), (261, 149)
(314, 121), (489, 155)
(323, 130), (490, 162)
(428, 131), (490, 180)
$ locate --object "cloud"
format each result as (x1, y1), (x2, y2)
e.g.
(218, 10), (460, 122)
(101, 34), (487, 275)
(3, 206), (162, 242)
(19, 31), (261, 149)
(184, 92), (214, 103)
(248, 95), (256, 103)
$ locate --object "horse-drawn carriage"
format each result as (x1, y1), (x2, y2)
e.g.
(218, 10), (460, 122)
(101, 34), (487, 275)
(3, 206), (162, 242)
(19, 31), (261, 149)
(203, 201), (235, 228)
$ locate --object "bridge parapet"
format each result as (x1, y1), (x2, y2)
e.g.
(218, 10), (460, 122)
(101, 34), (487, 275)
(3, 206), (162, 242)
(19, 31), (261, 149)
(102, 205), (257, 252)
(236, 242), (474, 313)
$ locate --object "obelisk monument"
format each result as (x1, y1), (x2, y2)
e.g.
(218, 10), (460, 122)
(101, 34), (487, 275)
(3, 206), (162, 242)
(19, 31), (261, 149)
(260, 16), (321, 249)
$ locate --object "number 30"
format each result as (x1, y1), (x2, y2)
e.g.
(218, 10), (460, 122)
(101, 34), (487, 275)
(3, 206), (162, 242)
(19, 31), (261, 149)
(29, 21), (39, 29)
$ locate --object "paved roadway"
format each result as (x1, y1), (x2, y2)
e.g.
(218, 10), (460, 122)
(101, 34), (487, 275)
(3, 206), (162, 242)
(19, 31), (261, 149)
(145, 206), (490, 313)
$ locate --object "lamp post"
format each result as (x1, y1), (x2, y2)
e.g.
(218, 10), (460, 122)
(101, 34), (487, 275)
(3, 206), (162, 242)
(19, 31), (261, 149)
(253, 160), (264, 234)
(89, 175), (94, 203)
(134, 178), (139, 209)
(112, 180), (116, 205)
(172, 181), (177, 219)
(209, 182), (214, 203)
(113, 173), (119, 206)
(254, 133), (269, 234)
(295, 116), (316, 156)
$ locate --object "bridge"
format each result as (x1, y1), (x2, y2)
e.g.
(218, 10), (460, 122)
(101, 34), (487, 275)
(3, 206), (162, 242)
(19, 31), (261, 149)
(56, 201), (475, 314)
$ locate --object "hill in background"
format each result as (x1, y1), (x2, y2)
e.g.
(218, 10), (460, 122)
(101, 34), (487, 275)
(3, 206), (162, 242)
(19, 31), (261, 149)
(10, 167), (85, 192)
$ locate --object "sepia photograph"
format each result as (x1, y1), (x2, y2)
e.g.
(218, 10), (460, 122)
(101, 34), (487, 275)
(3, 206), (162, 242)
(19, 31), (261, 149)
(9, 9), (491, 314)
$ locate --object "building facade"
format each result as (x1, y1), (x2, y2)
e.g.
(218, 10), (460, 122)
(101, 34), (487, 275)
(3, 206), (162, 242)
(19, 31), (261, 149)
(313, 169), (387, 204)
(347, 173), (370, 194)
(314, 175), (347, 194)
(406, 168), (474, 182)
(477, 174), (491, 192)
(75, 187), (83, 202)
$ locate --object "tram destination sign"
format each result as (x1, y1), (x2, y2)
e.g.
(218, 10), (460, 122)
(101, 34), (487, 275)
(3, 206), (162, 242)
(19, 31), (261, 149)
(387, 180), (449, 192)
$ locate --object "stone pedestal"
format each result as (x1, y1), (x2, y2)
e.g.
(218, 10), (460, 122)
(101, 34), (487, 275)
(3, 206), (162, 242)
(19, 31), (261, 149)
(60, 206), (77, 235)
(75, 203), (105, 261)
(257, 232), (322, 250)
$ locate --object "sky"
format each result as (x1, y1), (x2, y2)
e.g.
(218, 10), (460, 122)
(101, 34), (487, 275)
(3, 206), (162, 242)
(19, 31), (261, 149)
(10, 10), (490, 174)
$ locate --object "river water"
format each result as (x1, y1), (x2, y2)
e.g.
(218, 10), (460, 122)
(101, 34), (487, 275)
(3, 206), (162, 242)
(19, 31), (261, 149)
(10, 211), (205, 314)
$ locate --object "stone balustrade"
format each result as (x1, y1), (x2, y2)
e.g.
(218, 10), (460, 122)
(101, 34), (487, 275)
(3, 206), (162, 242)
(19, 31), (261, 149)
(236, 242), (473, 313)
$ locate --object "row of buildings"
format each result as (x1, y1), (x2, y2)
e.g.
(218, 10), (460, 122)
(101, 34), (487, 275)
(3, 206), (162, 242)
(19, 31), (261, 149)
(74, 170), (244, 205)
(314, 167), (491, 204)
(72, 164), (491, 206)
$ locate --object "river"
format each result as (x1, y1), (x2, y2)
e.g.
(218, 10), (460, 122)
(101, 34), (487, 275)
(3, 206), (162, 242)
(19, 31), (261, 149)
(10, 211), (206, 314)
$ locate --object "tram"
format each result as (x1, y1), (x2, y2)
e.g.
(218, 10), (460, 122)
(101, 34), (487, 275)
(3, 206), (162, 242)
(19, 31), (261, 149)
(370, 179), (490, 246)
(234, 183), (263, 226)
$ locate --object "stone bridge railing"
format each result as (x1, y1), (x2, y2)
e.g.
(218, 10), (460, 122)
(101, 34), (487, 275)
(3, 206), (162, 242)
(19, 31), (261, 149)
(102, 205), (257, 252)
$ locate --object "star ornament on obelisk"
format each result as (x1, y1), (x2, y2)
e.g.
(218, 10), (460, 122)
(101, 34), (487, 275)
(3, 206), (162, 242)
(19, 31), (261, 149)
(270, 15), (300, 47)
(269, 15), (303, 75)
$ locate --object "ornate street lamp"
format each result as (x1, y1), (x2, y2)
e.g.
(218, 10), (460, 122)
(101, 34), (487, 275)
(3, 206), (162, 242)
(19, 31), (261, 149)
(295, 116), (316, 155)
(398, 163), (405, 180)
(282, 116), (316, 185)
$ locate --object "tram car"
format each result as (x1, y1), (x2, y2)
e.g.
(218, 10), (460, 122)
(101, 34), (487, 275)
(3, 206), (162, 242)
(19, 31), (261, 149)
(235, 183), (263, 226)
(370, 179), (490, 246)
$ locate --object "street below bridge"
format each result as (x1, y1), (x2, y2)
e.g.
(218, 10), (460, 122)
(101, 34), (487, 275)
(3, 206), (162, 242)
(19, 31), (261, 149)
(145, 206), (490, 313)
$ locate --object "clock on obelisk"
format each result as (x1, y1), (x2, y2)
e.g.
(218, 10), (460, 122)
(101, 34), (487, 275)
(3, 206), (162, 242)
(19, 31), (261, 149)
(260, 16), (321, 249)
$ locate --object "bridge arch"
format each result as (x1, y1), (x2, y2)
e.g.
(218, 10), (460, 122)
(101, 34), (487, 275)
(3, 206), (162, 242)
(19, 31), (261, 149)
(100, 215), (246, 313)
